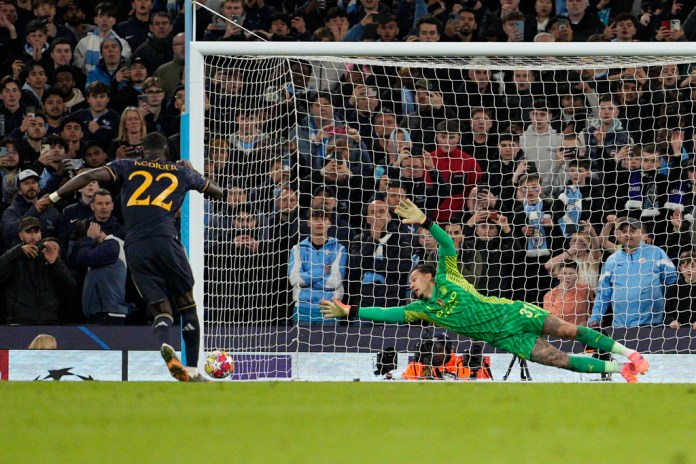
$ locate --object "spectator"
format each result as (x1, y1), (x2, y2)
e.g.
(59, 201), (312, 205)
(324, 136), (372, 178)
(299, 185), (351, 245)
(461, 107), (497, 172)
(510, 172), (563, 305)
(109, 56), (149, 115)
(108, 107), (146, 160)
(71, 219), (129, 324)
(53, 66), (87, 114)
(72, 81), (120, 146)
(28, 333), (57, 349)
(114, 0), (154, 52)
(288, 208), (347, 324)
(386, 149), (450, 219)
(32, 0), (77, 47)
(665, 250), (696, 330)
(471, 217), (515, 298)
(547, 15), (573, 42)
(485, 133), (527, 205)
(344, 84), (380, 140)
(501, 11), (528, 42)
(203, 0), (256, 41)
(546, 226), (602, 292)
(519, 101), (561, 192)
(407, 78), (456, 150)
(34, 134), (70, 190)
(325, 6), (351, 42)
(73, 2), (132, 75)
(451, 68), (499, 122)
(20, 61), (50, 111)
(248, 156), (290, 215)
(532, 0), (555, 34)
(291, 91), (345, 172)
(202, 137), (233, 192)
(56, 178), (99, 255)
(88, 188), (125, 239)
(461, 186), (508, 236)
(543, 260), (592, 326)
(153, 33), (186, 98)
(366, 106), (397, 161)
(0, 215), (75, 324)
(134, 12), (175, 78)
(13, 112), (46, 170)
(590, 216), (678, 327)
(376, 14), (400, 42)
(0, 76), (25, 138)
(83, 141), (109, 169)
(556, 86), (589, 134)
(375, 126), (410, 181)
(0, 138), (21, 214)
(60, 115), (86, 160)
(7, 20), (51, 73)
(349, 199), (413, 307)
(442, 7), (479, 42)
(85, 36), (125, 89)
(564, 0), (604, 42)
(62, 1), (96, 42)
(605, 13), (640, 42)
(208, 205), (266, 323)
(582, 94), (633, 176)
(43, 88), (65, 135)
(429, 120), (483, 222)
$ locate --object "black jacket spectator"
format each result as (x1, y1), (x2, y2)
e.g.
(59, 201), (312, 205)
(0, 242), (76, 324)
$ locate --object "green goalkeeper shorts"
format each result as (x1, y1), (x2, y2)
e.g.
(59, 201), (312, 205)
(490, 302), (549, 360)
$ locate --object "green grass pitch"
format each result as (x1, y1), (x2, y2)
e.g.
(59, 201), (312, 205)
(2, 382), (695, 464)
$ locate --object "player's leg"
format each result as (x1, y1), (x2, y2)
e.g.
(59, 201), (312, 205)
(172, 290), (201, 378)
(541, 314), (649, 374)
(529, 337), (624, 376)
(150, 300), (174, 345)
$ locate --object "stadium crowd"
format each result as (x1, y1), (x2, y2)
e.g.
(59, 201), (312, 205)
(1, 0), (696, 335)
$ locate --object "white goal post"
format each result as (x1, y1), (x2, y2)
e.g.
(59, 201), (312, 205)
(185, 39), (696, 382)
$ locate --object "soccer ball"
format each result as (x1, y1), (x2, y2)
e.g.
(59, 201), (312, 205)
(204, 351), (234, 379)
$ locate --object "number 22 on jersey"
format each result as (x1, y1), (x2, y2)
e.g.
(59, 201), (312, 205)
(126, 170), (179, 211)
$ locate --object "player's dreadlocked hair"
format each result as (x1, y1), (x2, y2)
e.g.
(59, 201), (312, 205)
(411, 263), (437, 279)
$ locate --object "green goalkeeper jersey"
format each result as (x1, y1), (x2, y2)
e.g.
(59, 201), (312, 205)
(357, 223), (522, 344)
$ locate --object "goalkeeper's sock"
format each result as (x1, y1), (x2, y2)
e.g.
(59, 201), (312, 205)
(180, 304), (200, 368)
(152, 314), (173, 345)
(568, 356), (621, 374)
(575, 326), (635, 357)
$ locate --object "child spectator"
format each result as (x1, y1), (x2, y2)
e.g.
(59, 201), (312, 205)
(73, 2), (132, 75)
(72, 81), (119, 146)
(511, 172), (564, 305)
(288, 208), (348, 324)
(543, 260), (591, 327)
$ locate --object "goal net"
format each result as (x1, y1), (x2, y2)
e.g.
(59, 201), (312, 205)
(187, 41), (696, 382)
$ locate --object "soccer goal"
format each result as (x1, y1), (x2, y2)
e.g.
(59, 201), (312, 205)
(185, 37), (696, 382)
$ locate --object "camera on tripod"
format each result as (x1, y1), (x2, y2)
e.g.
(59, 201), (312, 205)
(374, 347), (397, 378)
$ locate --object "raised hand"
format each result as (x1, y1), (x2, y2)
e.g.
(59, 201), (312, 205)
(394, 199), (426, 225)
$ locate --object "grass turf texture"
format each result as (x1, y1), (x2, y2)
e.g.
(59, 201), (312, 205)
(1, 382), (694, 464)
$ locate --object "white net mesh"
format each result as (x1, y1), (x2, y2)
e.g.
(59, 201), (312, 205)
(197, 50), (696, 382)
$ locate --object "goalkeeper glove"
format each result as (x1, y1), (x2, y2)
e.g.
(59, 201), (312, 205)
(319, 297), (351, 319)
(394, 199), (426, 225)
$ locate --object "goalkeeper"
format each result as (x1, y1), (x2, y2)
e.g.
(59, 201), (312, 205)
(320, 200), (649, 383)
